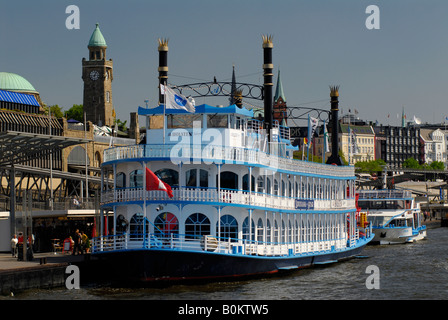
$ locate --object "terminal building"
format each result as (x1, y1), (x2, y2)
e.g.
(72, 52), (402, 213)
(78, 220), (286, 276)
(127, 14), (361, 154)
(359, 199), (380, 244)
(0, 24), (139, 253)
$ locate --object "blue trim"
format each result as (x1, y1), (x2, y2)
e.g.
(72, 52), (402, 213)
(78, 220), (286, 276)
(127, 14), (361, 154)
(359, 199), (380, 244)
(102, 198), (356, 215)
(103, 156), (355, 181)
(138, 104), (253, 117)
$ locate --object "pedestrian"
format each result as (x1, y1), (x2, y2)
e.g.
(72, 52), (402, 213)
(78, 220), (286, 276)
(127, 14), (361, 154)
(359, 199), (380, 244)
(81, 231), (90, 254)
(72, 229), (81, 255)
(10, 234), (18, 257)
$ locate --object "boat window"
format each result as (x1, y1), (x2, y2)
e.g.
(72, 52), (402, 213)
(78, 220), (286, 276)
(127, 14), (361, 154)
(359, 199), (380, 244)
(217, 215), (238, 241)
(218, 171), (238, 189)
(274, 179), (279, 196)
(155, 169), (179, 186)
(242, 174), (255, 192)
(242, 217), (255, 241)
(129, 213), (149, 240)
(266, 177), (271, 195)
(273, 220), (279, 243)
(257, 218), (264, 243)
(167, 114), (202, 128)
(207, 114), (227, 128)
(130, 170), (143, 188)
(185, 213), (210, 239)
(266, 219), (272, 243)
(186, 169), (197, 187)
(116, 172), (126, 189)
(116, 214), (128, 234)
(186, 169), (208, 188)
(257, 176), (264, 193)
(154, 212), (179, 237)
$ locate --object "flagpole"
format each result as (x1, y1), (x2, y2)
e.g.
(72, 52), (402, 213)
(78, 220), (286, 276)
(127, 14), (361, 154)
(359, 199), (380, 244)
(307, 114), (310, 161)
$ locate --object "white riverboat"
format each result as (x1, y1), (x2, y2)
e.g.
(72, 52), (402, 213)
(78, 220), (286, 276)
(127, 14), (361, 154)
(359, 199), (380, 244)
(357, 190), (427, 245)
(90, 37), (372, 283)
(91, 103), (374, 282)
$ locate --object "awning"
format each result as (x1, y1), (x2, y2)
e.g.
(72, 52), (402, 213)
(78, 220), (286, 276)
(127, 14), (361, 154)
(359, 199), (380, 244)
(0, 89), (40, 106)
(138, 103), (254, 118)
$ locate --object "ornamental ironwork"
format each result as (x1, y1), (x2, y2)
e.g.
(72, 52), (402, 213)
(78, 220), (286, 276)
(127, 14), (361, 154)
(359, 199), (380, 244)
(171, 82), (264, 101)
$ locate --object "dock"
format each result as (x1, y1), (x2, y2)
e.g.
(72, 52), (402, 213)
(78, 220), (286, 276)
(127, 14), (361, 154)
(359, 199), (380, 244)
(0, 252), (99, 295)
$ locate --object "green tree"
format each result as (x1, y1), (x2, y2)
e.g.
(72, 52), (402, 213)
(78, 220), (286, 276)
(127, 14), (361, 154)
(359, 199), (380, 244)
(355, 159), (386, 173)
(403, 157), (421, 169)
(429, 161), (445, 170)
(64, 104), (84, 122)
(44, 105), (64, 118)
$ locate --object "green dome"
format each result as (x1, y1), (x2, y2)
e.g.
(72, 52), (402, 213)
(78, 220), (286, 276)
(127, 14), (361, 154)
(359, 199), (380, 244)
(0, 72), (37, 93)
(88, 23), (107, 48)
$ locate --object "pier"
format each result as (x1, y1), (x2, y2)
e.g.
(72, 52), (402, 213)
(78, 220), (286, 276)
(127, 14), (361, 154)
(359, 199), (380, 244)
(0, 252), (100, 295)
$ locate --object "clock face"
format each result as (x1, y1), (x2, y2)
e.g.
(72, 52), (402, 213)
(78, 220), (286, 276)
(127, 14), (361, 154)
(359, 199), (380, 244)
(90, 70), (100, 81)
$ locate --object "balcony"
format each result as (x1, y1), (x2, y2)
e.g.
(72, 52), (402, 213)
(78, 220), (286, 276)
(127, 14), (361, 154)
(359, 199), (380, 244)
(103, 144), (354, 178)
(101, 186), (355, 212)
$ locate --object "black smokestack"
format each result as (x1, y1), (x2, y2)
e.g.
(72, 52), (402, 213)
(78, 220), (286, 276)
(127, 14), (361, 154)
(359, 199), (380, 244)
(262, 35), (274, 141)
(158, 38), (168, 104)
(326, 86), (343, 165)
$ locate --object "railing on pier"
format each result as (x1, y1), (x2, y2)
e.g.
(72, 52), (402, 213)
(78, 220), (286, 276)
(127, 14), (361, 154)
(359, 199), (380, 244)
(91, 232), (357, 257)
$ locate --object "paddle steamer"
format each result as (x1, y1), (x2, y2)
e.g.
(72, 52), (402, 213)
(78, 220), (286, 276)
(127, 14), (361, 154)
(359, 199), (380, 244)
(91, 37), (373, 282)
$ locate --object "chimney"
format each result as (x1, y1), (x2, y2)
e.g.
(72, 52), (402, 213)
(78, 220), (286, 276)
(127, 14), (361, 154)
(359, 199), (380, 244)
(129, 112), (140, 144)
(326, 86), (343, 165)
(158, 38), (169, 104)
(262, 35), (274, 141)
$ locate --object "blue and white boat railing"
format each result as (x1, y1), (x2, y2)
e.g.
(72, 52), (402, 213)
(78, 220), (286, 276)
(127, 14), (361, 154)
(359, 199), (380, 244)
(103, 144), (353, 178)
(101, 187), (356, 212)
(92, 227), (371, 257)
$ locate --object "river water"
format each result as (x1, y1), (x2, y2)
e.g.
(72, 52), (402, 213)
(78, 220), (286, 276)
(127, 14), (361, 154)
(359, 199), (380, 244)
(5, 226), (448, 301)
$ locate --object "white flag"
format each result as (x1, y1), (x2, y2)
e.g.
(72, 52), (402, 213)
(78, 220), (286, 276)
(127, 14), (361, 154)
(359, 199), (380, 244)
(160, 84), (195, 113)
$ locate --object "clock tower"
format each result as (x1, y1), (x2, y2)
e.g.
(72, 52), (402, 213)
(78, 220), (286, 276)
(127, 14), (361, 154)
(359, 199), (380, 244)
(82, 23), (114, 127)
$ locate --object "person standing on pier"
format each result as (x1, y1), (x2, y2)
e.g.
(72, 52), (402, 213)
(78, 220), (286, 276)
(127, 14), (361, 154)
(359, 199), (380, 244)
(10, 234), (18, 257)
(72, 229), (82, 255)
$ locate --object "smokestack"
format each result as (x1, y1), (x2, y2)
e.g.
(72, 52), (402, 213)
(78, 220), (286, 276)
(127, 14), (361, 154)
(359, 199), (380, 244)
(326, 86), (343, 165)
(262, 35), (274, 141)
(158, 38), (169, 104)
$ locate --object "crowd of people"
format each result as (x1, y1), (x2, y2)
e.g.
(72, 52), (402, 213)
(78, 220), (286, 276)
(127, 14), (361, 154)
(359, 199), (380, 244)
(10, 229), (91, 257)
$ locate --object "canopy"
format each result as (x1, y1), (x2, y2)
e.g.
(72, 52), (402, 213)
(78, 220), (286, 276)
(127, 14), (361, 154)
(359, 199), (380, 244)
(138, 103), (254, 118)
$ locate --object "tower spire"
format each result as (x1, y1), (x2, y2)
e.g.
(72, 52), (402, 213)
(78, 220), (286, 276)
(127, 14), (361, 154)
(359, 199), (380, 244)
(229, 64), (236, 105)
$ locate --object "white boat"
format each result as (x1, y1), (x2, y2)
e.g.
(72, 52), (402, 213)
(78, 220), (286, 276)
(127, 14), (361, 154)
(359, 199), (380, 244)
(357, 190), (427, 245)
(90, 37), (373, 283)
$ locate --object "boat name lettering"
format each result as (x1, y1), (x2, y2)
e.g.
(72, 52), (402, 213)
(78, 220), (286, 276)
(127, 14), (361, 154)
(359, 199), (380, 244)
(295, 199), (314, 210)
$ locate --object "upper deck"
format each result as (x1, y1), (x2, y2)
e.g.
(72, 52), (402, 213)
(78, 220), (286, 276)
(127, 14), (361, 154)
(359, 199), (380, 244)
(101, 103), (354, 179)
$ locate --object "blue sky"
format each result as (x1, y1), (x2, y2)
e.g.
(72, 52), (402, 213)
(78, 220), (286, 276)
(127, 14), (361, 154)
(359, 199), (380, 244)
(1, 0), (447, 127)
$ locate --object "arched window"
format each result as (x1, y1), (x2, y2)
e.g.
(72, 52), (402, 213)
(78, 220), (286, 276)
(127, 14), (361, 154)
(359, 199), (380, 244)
(185, 213), (210, 239)
(274, 179), (279, 196)
(257, 176), (264, 193)
(218, 171), (238, 189)
(266, 219), (272, 243)
(130, 213), (149, 240)
(154, 212), (179, 237)
(257, 218), (264, 243)
(154, 169), (179, 186)
(216, 214), (238, 241)
(242, 217), (255, 241)
(116, 172), (126, 189)
(130, 170), (143, 188)
(274, 219), (279, 243)
(243, 174), (255, 192)
(266, 177), (271, 194)
(186, 169), (209, 188)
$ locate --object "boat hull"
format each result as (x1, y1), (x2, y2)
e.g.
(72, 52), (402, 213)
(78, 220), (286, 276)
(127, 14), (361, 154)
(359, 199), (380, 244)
(371, 226), (427, 245)
(92, 237), (372, 283)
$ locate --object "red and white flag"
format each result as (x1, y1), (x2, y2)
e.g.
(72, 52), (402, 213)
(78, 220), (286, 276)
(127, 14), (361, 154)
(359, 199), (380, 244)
(145, 167), (173, 198)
